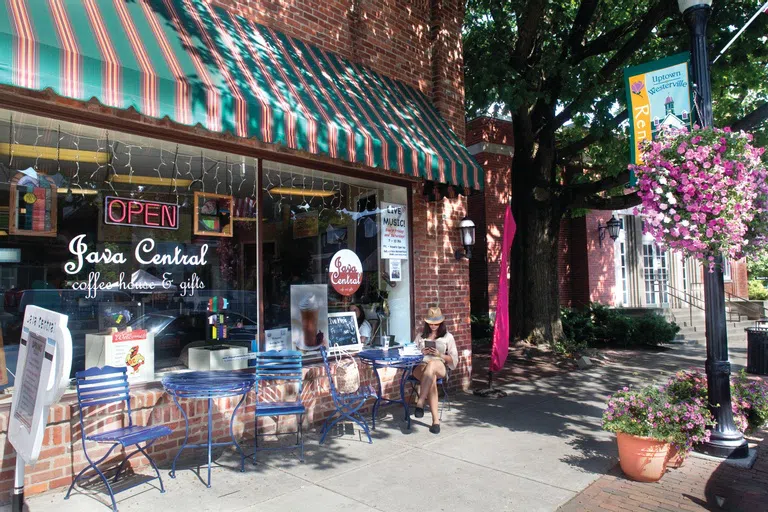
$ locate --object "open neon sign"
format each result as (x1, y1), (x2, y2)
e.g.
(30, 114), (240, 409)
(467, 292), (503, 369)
(104, 196), (179, 230)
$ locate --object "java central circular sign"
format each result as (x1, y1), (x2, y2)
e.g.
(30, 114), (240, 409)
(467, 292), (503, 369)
(329, 249), (363, 296)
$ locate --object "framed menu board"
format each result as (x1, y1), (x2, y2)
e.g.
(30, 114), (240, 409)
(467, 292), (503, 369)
(193, 191), (233, 237)
(8, 170), (57, 237)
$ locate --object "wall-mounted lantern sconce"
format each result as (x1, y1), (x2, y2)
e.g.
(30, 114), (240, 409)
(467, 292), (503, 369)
(455, 217), (476, 260)
(598, 215), (622, 247)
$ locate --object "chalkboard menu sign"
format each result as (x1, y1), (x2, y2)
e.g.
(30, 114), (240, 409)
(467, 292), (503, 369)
(327, 312), (361, 354)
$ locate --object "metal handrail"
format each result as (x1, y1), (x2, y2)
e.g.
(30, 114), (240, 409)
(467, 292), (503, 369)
(663, 282), (704, 328)
(724, 289), (768, 320)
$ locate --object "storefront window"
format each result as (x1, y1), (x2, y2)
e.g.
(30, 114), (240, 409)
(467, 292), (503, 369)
(261, 161), (411, 356)
(0, 109), (259, 392)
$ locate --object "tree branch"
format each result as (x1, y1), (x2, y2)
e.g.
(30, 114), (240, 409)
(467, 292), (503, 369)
(569, 192), (641, 211)
(570, 22), (635, 64)
(557, 109), (628, 161)
(566, 0), (600, 59)
(512, 0), (547, 64)
(568, 168), (632, 197)
(550, 1), (672, 131)
(731, 101), (768, 132)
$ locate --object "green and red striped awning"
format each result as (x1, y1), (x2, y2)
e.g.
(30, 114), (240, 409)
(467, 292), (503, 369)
(0, 0), (483, 189)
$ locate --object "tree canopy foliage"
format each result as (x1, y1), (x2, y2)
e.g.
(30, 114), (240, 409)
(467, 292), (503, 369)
(464, 0), (768, 207)
(462, 0), (768, 342)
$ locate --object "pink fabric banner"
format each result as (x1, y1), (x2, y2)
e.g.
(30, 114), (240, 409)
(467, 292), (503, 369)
(490, 204), (516, 373)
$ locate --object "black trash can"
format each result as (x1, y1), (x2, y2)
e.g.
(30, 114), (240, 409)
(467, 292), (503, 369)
(746, 326), (768, 375)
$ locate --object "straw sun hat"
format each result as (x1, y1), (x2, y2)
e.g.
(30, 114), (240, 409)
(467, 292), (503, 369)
(424, 306), (445, 324)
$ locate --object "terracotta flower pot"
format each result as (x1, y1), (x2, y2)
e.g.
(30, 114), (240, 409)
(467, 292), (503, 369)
(616, 432), (670, 482)
(666, 445), (685, 469)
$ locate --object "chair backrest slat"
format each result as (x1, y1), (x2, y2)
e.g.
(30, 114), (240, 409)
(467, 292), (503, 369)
(74, 366), (131, 417)
(254, 351), (303, 400)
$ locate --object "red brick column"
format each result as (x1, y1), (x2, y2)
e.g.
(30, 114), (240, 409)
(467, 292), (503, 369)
(411, 186), (472, 391)
(465, 117), (514, 318)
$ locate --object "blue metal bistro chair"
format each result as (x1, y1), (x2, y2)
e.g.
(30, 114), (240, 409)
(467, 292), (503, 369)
(253, 351), (306, 463)
(407, 368), (451, 420)
(319, 346), (376, 444)
(65, 366), (171, 512)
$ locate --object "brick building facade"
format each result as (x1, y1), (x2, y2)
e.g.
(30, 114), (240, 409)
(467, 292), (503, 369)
(0, 0), (476, 501)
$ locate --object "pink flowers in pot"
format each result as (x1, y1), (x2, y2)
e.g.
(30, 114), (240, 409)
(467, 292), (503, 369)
(632, 126), (768, 270)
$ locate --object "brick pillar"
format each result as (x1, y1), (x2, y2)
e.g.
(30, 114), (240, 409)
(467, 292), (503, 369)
(465, 117), (514, 320)
(412, 185), (472, 390)
(429, 0), (466, 140)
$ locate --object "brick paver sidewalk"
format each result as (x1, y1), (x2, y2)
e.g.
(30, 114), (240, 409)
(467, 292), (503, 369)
(559, 431), (768, 512)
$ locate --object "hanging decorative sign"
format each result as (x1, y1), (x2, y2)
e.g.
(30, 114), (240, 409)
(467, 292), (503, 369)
(8, 169), (58, 237)
(624, 53), (693, 178)
(108, 329), (153, 382)
(328, 249), (363, 296)
(104, 196), (179, 230)
(380, 202), (408, 259)
(293, 210), (319, 239)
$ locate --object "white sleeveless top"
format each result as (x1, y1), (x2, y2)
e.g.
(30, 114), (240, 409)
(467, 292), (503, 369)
(414, 332), (458, 371)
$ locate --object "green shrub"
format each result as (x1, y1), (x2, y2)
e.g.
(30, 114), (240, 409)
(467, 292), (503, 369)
(560, 303), (679, 348)
(590, 303), (635, 346)
(748, 280), (768, 300)
(629, 313), (680, 346)
(561, 307), (595, 346)
(470, 313), (494, 341)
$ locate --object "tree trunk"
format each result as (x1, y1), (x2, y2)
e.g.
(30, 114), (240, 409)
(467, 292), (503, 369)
(510, 186), (564, 344)
(509, 117), (563, 344)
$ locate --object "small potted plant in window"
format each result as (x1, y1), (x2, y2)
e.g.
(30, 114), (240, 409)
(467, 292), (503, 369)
(602, 386), (673, 482)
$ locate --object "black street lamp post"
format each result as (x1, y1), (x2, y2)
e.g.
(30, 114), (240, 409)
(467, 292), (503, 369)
(678, 0), (749, 459)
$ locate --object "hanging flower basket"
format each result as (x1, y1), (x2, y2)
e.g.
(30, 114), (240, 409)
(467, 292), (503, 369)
(632, 126), (768, 270)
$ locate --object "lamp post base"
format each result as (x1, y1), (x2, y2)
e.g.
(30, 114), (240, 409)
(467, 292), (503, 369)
(698, 433), (750, 459)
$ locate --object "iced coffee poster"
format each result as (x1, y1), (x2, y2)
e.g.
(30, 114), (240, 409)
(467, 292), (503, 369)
(290, 285), (329, 352)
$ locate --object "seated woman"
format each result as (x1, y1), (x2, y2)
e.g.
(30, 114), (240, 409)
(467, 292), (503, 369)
(348, 304), (372, 345)
(412, 306), (458, 434)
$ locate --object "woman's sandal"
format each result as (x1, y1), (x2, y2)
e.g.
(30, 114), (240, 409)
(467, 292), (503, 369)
(429, 424), (441, 434)
(414, 407), (425, 418)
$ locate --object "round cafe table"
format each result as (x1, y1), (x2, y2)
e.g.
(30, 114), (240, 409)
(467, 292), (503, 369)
(162, 371), (254, 488)
(357, 349), (423, 430)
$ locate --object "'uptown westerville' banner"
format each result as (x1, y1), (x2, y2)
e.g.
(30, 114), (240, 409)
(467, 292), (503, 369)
(624, 53), (693, 177)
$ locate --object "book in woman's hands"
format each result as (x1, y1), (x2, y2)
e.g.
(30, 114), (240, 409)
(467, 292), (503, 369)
(425, 340), (436, 349)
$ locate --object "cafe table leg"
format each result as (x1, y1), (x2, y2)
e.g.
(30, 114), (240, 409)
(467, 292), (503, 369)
(400, 367), (412, 429)
(169, 394), (189, 479)
(371, 362), (384, 430)
(207, 397), (213, 488)
(230, 391), (249, 472)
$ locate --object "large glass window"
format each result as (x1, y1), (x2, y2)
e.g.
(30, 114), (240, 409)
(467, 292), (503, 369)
(0, 109), (260, 391)
(261, 161), (411, 354)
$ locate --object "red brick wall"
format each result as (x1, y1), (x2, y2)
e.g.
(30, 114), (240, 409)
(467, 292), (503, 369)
(586, 212), (617, 304)
(726, 258), (749, 298)
(0, 363), (407, 498)
(465, 117), (513, 318)
(213, 0), (466, 139)
(411, 188), (472, 390)
(563, 212), (616, 308)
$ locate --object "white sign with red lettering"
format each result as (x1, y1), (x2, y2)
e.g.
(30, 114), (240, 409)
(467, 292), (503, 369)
(108, 329), (154, 383)
(381, 202), (408, 259)
(328, 250), (363, 296)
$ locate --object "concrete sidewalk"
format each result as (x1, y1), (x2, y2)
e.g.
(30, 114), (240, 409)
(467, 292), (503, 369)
(18, 343), (723, 512)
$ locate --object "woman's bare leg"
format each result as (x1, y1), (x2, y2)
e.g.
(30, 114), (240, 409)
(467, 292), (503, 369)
(428, 379), (440, 425)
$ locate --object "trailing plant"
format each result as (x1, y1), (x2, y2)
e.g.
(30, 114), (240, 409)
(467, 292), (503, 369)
(633, 127), (768, 271)
(731, 369), (768, 434)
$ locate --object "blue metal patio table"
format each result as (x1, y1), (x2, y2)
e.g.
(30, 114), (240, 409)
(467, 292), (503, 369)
(357, 349), (423, 430)
(162, 371), (254, 488)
